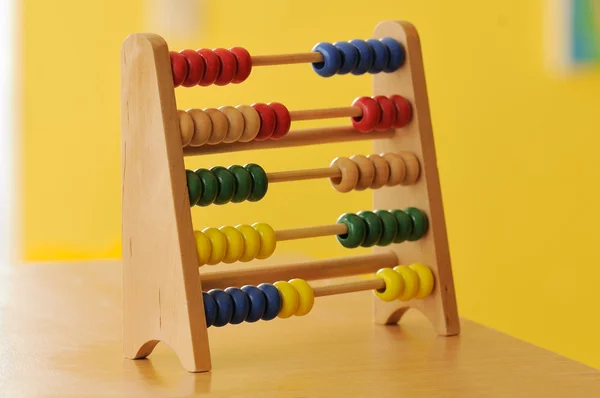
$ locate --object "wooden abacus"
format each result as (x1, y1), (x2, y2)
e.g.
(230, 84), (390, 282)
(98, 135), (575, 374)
(121, 20), (459, 373)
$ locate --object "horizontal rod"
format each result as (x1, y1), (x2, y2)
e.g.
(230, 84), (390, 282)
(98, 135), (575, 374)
(313, 277), (384, 297)
(267, 167), (339, 183)
(274, 223), (347, 241)
(252, 52), (323, 66)
(289, 106), (361, 122)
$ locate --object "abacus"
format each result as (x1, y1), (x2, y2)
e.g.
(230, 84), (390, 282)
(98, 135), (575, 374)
(121, 20), (459, 373)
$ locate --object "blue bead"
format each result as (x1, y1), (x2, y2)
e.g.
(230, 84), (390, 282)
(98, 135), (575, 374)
(311, 42), (342, 78)
(258, 283), (281, 321)
(241, 285), (266, 323)
(224, 287), (250, 325)
(202, 292), (217, 327)
(334, 41), (359, 75)
(366, 39), (389, 74)
(349, 40), (374, 75)
(208, 289), (233, 327)
(380, 37), (405, 72)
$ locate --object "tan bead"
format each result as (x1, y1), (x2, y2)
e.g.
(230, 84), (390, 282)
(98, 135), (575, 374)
(381, 153), (407, 186)
(236, 105), (260, 142)
(398, 152), (420, 185)
(187, 109), (212, 147)
(219, 106), (245, 144)
(349, 154), (375, 191)
(329, 157), (359, 193)
(177, 110), (194, 147)
(204, 108), (228, 145)
(367, 154), (390, 189)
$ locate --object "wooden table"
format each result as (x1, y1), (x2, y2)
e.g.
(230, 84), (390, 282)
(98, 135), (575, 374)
(1, 261), (599, 397)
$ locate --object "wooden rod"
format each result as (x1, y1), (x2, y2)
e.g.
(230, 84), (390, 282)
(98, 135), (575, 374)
(275, 224), (347, 241)
(267, 167), (339, 183)
(289, 106), (361, 122)
(313, 278), (384, 297)
(199, 252), (398, 290)
(251, 52), (323, 66)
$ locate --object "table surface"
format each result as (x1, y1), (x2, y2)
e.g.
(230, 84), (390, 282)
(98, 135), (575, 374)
(0, 261), (599, 397)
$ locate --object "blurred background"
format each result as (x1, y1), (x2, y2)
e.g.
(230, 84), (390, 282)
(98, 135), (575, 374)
(3, 0), (599, 368)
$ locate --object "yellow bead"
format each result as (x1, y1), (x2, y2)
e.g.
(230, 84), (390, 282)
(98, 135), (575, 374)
(289, 278), (314, 316)
(274, 281), (299, 319)
(202, 227), (227, 265)
(252, 222), (276, 260)
(235, 224), (260, 262)
(393, 265), (419, 301)
(374, 268), (404, 302)
(409, 263), (435, 298)
(218, 226), (244, 263)
(194, 231), (212, 266)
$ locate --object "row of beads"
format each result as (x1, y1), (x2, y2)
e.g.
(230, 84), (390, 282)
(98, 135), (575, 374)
(178, 102), (291, 147)
(194, 223), (276, 266)
(329, 152), (420, 193)
(312, 38), (404, 77)
(170, 47), (252, 88)
(186, 164), (268, 207)
(351, 95), (411, 132)
(336, 208), (428, 248)
(374, 265), (434, 302)
(202, 279), (314, 327)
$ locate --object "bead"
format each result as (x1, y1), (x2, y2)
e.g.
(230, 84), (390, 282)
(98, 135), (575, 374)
(366, 39), (390, 74)
(235, 224), (261, 262)
(252, 222), (276, 259)
(351, 97), (381, 133)
(241, 285), (266, 322)
(169, 51), (188, 87)
(218, 226), (244, 263)
(274, 281), (299, 319)
(258, 283), (281, 321)
(398, 152), (420, 185)
(179, 49), (206, 87)
(208, 289), (233, 327)
(373, 96), (396, 131)
(213, 48), (237, 86)
(289, 278), (314, 316)
(380, 37), (405, 72)
(391, 209), (413, 243)
(228, 165), (252, 203)
(197, 49), (220, 86)
(202, 227), (227, 265)
(218, 106), (245, 144)
(349, 39), (374, 75)
(236, 105), (261, 143)
(251, 103), (276, 141)
(186, 169), (203, 206)
(350, 154), (375, 191)
(187, 109), (212, 147)
(390, 95), (412, 128)
(357, 211), (383, 247)
(367, 154), (390, 189)
(393, 265), (419, 301)
(245, 163), (268, 202)
(194, 168), (218, 206)
(202, 291), (217, 327)
(405, 207), (429, 241)
(268, 102), (291, 140)
(178, 110), (194, 147)
(336, 213), (366, 248)
(409, 264), (434, 298)
(224, 287), (250, 325)
(194, 230), (211, 266)
(210, 166), (236, 205)
(230, 47), (252, 84)
(374, 268), (404, 302)
(382, 153), (406, 186)
(311, 42), (342, 77)
(204, 108), (228, 145)
(374, 210), (397, 246)
(329, 157), (359, 193)
(334, 41), (359, 75)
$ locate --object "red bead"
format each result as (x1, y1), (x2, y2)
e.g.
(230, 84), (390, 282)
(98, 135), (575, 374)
(351, 97), (381, 133)
(268, 102), (291, 140)
(169, 51), (188, 87)
(197, 49), (220, 86)
(373, 96), (396, 131)
(213, 48), (237, 86)
(252, 103), (277, 141)
(390, 95), (412, 128)
(230, 47), (252, 84)
(179, 49), (206, 87)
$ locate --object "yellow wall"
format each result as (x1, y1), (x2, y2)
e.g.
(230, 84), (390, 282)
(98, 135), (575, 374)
(22, 0), (600, 368)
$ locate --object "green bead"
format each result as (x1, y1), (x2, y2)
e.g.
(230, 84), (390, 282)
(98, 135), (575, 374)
(405, 207), (429, 241)
(336, 213), (366, 248)
(228, 165), (253, 203)
(186, 169), (203, 206)
(357, 211), (383, 248)
(195, 168), (218, 207)
(391, 209), (413, 243)
(374, 210), (397, 246)
(245, 163), (268, 202)
(211, 166), (236, 205)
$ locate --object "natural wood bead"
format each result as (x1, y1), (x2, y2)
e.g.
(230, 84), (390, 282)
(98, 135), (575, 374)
(329, 157), (359, 193)
(187, 109), (212, 147)
(398, 152), (420, 185)
(350, 154), (375, 191)
(218, 106), (245, 144)
(367, 154), (390, 189)
(177, 110), (194, 147)
(235, 105), (261, 143)
(204, 108), (228, 145)
(382, 153), (406, 186)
